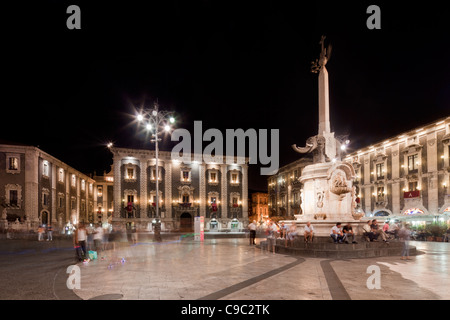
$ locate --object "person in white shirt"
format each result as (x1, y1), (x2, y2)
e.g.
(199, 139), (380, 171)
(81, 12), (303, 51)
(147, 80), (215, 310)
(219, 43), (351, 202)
(330, 222), (344, 243)
(248, 220), (257, 245)
(304, 221), (314, 243)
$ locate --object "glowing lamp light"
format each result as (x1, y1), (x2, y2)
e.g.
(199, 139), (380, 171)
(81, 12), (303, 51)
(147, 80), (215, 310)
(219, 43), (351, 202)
(146, 123), (152, 131)
(164, 125), (171, 132)
(169, 117), (175, 124)
(137, 114), (144, 122)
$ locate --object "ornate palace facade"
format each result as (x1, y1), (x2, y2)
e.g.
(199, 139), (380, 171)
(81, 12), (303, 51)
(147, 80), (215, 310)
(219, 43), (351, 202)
(110, 147), (249, 231)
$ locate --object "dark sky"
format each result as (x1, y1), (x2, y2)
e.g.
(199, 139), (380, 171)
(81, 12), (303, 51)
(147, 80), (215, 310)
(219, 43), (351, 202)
(3, 1), (449, 191)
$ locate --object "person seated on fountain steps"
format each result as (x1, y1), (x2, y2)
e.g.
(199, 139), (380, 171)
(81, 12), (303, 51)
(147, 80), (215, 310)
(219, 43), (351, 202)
(330, 223), (344, 243)
(371, 219), (389, 244)
(304, 221), (315, 243)
(362, 220), (378, 242)
(342, 224), (357, 244)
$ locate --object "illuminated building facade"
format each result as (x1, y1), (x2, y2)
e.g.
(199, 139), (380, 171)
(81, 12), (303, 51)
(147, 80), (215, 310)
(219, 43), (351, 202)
(345, 116), (450, 223)
(109, 147), (249, 232)
(0, 143), (95, 231)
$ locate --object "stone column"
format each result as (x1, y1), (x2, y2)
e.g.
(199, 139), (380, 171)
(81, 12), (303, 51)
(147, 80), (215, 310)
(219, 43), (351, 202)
(221, 164), (228, 220)
(241, 164), (248, 222)
(165, 161), (172, 223)
(199, 163), (206, 217)
(140, 158), (148, 219)
(113, 154), (122, 219)
(391, 145), (401, 215)
(25, 148), (39, 228)
(51, 163), (57, 224)
(427, 133), (439, 214)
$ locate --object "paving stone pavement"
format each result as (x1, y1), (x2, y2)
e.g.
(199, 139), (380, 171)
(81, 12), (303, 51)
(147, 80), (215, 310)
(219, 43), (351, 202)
(69, 238), (450, 300)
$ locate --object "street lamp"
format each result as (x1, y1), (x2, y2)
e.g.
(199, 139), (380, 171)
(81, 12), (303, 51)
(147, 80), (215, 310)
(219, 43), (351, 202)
(136, 102), (175, 238)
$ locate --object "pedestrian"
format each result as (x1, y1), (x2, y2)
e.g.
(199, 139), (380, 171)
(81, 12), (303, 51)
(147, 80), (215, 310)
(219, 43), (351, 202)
(399, 223), (412, 260)
(248, 220), (257, 245)
(74, 223), (87, 260)
(266, 221), (278, 254)
(38, 225), (45, 241)
(330, 222), (344, 243)
(93, 223), (104, 252)
(131, 224), (138, 245)
(46, 224), (53, 241)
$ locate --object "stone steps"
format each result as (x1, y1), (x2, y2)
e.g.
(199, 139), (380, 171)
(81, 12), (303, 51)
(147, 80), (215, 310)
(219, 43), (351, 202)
(259, 237), (418, 259)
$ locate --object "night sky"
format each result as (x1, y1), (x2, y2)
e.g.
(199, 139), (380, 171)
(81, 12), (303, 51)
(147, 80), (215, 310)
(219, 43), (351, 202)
(2, 1), (449, 191)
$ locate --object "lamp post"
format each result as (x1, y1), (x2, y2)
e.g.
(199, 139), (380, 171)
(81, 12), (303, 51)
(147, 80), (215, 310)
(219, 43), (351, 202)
(136, 102), (175, 240)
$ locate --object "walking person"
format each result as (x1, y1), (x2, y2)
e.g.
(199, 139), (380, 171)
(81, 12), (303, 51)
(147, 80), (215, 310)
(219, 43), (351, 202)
(399, 223), (412, 260)
(46, 224), (53, 241)
(38, 225), (45, 241)
(74, 223), (87, 260)
(93, 223), (104, 252)
(248, 220), (257, 245)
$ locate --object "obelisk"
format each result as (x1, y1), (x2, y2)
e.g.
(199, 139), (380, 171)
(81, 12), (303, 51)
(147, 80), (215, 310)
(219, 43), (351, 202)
(317, 36), (336, 161)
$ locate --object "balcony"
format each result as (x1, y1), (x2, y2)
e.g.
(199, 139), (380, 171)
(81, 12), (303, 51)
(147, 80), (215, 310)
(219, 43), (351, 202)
(404, 190), (420, 198)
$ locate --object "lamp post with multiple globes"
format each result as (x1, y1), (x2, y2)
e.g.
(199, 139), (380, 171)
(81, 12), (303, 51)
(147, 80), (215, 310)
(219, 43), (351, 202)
(136, 102), (175, 239)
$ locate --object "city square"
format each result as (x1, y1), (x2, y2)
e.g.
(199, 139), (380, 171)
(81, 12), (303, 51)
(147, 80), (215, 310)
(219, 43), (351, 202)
(1, 0), (449, 314)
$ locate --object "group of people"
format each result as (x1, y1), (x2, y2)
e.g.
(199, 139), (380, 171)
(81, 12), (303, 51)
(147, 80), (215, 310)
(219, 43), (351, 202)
(362, 219), (389, 243)
(37, 225), (53, 241)
(247, 220), (316, 249)
(330, 222), (358, 244)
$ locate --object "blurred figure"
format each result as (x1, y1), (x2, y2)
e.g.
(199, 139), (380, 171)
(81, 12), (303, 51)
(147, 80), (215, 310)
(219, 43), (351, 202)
(38, 225), (45, 241)
(399, 223), (412, 260)
(93, 223), (104, 252)
(74, 223), (87, 259)
(248, 220), (257, 245)
(46, 224), (53, 241)
(131, 224), (138, 245)
(286, 223), (298, 247)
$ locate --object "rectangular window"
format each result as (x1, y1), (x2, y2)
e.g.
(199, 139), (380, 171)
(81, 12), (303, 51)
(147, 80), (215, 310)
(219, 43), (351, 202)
(58, 168), (64, 182)
(210, 172), (216, 182)
(43, 162), (49, 177)
(376, 163), (384, 179)
(182, 170), (190, 181)
(127, 195), (134, 203)
(97, 186), (103, 197)
(127, 168), (134, 179)
(210, 197), (217, 204)
(408, 154), (419, 172)
(43, 193), (49, 206)
(182, 195), (190, 203)
(10, 190), (18, 206)
(408, 181), (418, 191)
(59, 196), (64, 208)
(9, 157), (18, 170)
(377, 187), (384, 201)
(231, 173), (239, 184)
